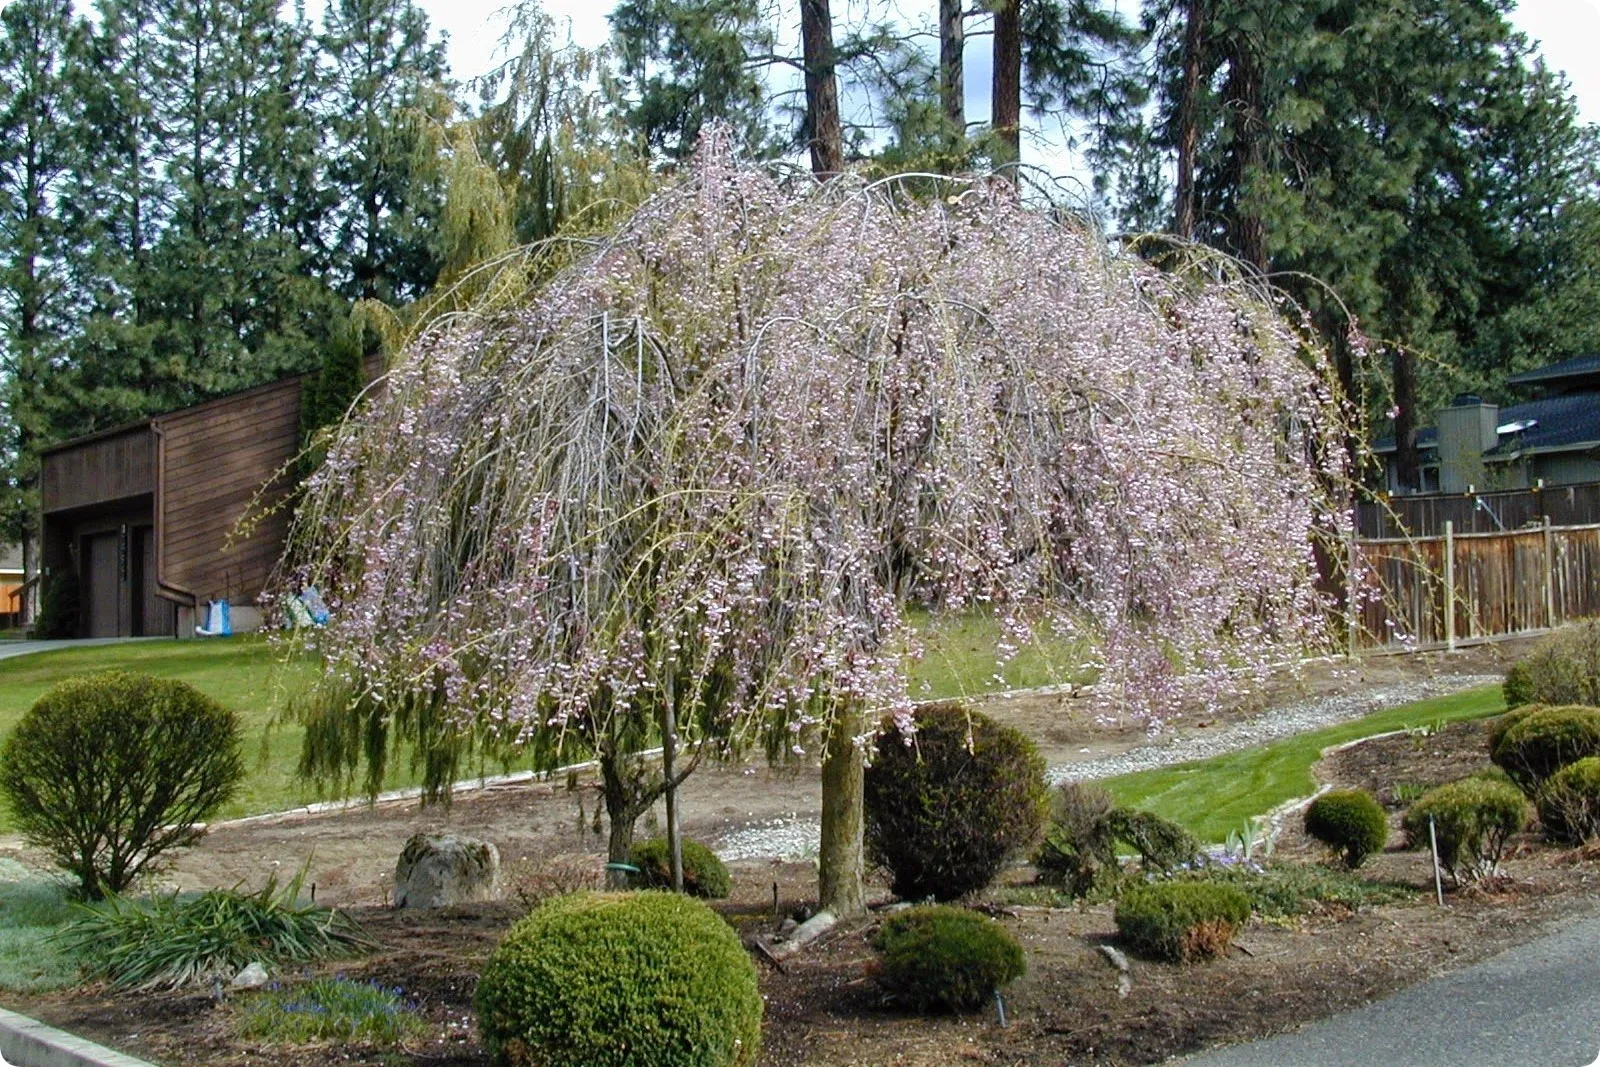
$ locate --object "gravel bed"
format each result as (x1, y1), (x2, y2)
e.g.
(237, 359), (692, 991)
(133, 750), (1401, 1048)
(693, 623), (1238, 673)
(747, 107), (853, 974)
(1055, 674), (1500, 783)
(715, 673), (1501, 862)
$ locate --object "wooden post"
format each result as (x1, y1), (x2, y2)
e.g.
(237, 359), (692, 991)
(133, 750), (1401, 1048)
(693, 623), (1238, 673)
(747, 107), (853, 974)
(1345, 531), (1360, 657)
(1544, 516), (1556, 629)
(1443, 520), (1456, 651)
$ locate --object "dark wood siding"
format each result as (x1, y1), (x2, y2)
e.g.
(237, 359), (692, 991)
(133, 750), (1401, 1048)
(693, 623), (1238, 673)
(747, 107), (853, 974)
(41, 428), (156, 513)
(157, 376), (302, 605)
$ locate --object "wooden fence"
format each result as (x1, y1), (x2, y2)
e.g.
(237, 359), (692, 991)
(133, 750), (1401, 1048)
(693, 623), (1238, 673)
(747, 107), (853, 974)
(1352, 520), (1600, 651)
(1357, 481), (1600, 538)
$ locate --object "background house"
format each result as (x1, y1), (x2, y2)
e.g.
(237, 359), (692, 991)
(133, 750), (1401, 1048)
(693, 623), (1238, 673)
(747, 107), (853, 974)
(1376, 354), (1600, 494)
(37, 364), (365, 639)
(1, 544), (23, 629)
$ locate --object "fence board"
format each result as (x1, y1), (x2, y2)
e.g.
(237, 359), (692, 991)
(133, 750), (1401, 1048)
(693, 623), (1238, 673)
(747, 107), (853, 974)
(1353, 522), (1600, 651)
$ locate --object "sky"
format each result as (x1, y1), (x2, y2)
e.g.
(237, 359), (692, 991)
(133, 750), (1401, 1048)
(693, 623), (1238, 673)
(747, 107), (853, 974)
(395, 0), (1600, 184)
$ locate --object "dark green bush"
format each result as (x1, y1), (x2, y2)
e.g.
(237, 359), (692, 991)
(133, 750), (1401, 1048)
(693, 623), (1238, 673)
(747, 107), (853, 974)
(1114, 882), (1251, 962)
(1107, 809), (1201, 872)
(628, 838), (732, 899)
(1489, 705), (1600, 789)
(1536, 756), (1600, 844)
(474, 891), (761, 1067)
(59, 867), (371, 990)
(1034, 781), (1120, 898)
(871, 904), (1026, 1013)
(865, 703), (1049, 901)
(1174, 864), (1414, 918)
(1303, 789), (1388, 869)
(1402, 778), (1531, 885)
(0, 672), (245, 899)
(32, 568), (79, 639)
(1500, 622), (1600, 708)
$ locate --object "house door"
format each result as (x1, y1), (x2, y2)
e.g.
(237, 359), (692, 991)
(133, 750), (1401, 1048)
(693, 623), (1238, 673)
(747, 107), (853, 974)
(83, 532), (123, 637)
(132, 526), (173, 636)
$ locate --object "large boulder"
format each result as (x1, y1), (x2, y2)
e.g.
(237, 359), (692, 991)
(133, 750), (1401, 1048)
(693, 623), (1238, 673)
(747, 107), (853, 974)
(394, 833), (500, 908)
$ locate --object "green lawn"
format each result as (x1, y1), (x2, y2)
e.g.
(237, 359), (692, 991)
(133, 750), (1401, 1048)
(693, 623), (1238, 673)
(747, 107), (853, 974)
(906, 610), (1090, 699)
(1102, 685), (1508, 843)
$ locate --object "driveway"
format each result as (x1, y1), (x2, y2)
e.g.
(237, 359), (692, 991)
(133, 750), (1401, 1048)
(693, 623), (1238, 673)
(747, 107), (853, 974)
(1178, 909), (1600, 1067)
(0, 637), (164, 662)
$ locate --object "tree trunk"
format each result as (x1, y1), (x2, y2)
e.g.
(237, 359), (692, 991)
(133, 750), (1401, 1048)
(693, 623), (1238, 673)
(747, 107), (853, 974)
(599, 746), (641, 888)
(800, 0), (844, 177)
(939, 0), (965, 148)
(1392, 348), (1421, 492)
(818, 704), (866, 918)
(991, 0), (1022, 171)
(1173, 0), (1204, 240)
(1223, 34), (1267, 272)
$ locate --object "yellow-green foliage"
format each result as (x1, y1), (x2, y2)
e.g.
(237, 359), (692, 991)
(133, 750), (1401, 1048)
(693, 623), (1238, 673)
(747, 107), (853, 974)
(1490, 705), (1600, 789)
(474, 892), (761, 1067)
(1403, 777), (1530, 884)
(1536, 756), (1600, 844)
(1114, 882), (1251, 962)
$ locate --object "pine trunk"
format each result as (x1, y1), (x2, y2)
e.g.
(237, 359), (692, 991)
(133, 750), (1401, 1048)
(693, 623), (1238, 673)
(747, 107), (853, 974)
(818, 706), (866, 918)
(1173, 0), (1204, 239)
(801, 0), (844, 176)
(939, 0), (965, 146)
(991, 0), (1022, 170)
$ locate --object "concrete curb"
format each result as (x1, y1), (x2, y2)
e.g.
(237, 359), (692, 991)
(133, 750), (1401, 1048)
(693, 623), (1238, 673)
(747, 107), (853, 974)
(0, 1006), (157, 1067)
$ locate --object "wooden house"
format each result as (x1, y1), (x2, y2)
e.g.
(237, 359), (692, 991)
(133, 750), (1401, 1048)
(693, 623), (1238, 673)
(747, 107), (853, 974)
(40, 372), (327, 638)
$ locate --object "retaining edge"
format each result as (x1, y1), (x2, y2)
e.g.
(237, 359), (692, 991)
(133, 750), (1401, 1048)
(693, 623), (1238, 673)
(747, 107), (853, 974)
(0, 1006), (158, 1067)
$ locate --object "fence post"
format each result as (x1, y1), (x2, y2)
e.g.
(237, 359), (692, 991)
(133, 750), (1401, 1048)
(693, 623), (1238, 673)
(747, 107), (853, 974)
(1444, 520), (1456, 652)
(1544, 516), (1556, 630)
(1345, 531), (1359, 657)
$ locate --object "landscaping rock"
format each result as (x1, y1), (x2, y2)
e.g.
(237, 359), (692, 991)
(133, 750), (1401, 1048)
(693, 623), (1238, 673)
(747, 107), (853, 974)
(394, 833), (500, 908)
(231, 961), (270, 988)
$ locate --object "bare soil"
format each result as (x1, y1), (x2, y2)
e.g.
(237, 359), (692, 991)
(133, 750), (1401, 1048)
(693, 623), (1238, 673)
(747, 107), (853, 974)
(8, 639), (1595, 1067)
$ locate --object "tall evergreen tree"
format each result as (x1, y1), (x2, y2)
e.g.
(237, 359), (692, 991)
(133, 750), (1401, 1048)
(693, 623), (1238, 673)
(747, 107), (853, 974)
(320, 0), (449, 304)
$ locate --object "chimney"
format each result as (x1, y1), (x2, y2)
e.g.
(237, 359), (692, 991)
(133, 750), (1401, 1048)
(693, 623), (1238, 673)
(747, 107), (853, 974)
(1434, 394), (1498, 493)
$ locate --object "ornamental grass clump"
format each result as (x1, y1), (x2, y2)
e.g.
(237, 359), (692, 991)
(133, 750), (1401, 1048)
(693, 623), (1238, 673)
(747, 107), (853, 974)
(0, 672), (245, 900)
(1402, 778), (1531, 885)
(871, 904), (1026, 1013)
(474, 891), (761, 1067)
(238, 977), (424, 1044)
(58, 867), (371, 990)
(627, 838), (731, 898)
(279, 135), (1355, 860)
(1114, 882), (1251, 962)
(1489, 705), (1600, 791)
(1303, 789), (1388, 869)
(865, 703), (1048, 901)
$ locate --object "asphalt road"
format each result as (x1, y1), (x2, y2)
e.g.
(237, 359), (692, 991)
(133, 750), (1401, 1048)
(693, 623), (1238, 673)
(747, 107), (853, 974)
(1179, 909), (1600, 1067)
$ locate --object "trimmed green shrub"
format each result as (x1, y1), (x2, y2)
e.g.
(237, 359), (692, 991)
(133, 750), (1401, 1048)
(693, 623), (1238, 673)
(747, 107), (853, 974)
(238, 977), (423, 1043)
(872, 904), (1026, 1013)
(1489, 705), (1600, 789)
(58, 868), (371, 990)
(1114, 882), (1251, 962)
(1034, 781), (1120, 898)
(628, 839), (731, 899)
(474, 891), (761, 1067)
(865, 703), (1049, 901)
(1173, 864), (1414, 918)
(32, 568), (79, 639)
(1485, 705), (1543, 758)
(1107, 809), (1201, 872)
(1501, 621), (1600, 708)
(1303, 789), (1388, 869)
(0, 672), (245, 899)
(1536, 756), (1600, 844)
(1402, 777), (1531, 885)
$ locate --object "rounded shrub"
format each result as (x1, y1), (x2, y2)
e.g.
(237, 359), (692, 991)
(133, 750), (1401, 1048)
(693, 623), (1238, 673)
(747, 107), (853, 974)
(1489, 705), (1600, 789)
(1303, 789), (1388, 869)
(864, 702), (1049, 902)
(871, 904), (1026, 1013)
(627, 838), (732, 899)
(1500, 621), (1600, 709)
(1402, 777), (1531, 885)
(0, 671), (244, 899)
(1485, 704), (1543, 759)
(474, 891), (761, 1067)
(1536, 756), (1600, 844)
(1114, 882), (1251, 962)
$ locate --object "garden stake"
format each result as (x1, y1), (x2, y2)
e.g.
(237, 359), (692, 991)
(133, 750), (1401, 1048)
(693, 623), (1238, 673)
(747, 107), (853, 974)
(995, 990), (1008, 1028)
(773, 882), (780, 918)
(1429, 815), (1445, 906)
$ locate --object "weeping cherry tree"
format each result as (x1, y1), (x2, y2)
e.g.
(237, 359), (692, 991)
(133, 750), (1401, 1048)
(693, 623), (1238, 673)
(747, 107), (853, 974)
(280, 133), (1352, 913)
